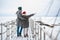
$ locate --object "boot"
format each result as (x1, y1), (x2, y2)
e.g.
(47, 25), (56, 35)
(24, 34), (28, 37)
(24, 34), (26, 37)
(26, 34), (28, 37)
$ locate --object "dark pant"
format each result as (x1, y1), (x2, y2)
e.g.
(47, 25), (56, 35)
(17, 26), (23, 36)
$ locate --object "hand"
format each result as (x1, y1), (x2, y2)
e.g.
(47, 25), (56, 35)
(31, 14), (34, 15)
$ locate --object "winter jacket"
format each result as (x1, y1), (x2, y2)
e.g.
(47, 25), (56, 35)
(16, 10), (27, 27)
(16, 10), (34, 28)
(21, 14), (34, 28)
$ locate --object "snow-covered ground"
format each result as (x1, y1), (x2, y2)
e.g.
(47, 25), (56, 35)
(0, 16), (16, 23)
(0, 16), (60, 40)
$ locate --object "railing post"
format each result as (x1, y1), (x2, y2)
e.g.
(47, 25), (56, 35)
(1, 23), (2, 40)
(6, 24), (11, 40)
(37, 22), (39, 40)
(40, 26), (42, 40)
(35, 22), (36, 40)
(44, 27), (45, 40)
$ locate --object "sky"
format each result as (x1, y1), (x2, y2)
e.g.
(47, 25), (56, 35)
(0, 0), (20, 13)
(0, 0), (60, 17)
(0, 0), (20, 16)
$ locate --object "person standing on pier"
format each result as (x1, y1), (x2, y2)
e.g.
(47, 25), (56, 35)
(21, 11), (34, 37)
(16, 7), (27, 37)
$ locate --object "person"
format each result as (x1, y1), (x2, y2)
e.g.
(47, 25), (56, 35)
(21, 11), (35, 37)
(16, 7), (27, 37)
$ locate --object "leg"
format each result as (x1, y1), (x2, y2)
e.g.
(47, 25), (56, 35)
(19, 26), (23, 36)
(17, 26), (20, 36)
(26, 28), (28, 34)
(26, 28), (28, 37)
(24, 28), (26, 37)
(24, 28), (28, 35)
(24, 28), (28, 37)
(24, 28), (26, 35)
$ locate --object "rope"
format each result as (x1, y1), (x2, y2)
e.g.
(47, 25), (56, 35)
(45, 0), (54, 16)
(50, 8), (60, 39)
(53, 9), (60, 26)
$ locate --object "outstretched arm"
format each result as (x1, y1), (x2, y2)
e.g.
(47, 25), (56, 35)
(22, 14), (35, 18)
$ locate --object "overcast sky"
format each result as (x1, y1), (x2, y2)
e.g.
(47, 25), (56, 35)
(0, 0), (21, 13)
(0, 0), (60, 17)
(0, 0), (50, 13)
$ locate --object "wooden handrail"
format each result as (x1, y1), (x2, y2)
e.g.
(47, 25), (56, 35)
(36, 21), (54, 28)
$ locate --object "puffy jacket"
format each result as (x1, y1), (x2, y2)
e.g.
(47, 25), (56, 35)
(16, 10), (34, 28)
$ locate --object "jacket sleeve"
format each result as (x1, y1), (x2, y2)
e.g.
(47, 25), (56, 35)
(22, 14), (35, 18)
(16, 11), (27, 20)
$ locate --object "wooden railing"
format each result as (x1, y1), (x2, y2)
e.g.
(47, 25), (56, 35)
(0, 18), (60, 40)
(30, 20), (60, 40)
(0, 20), (16, 40)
